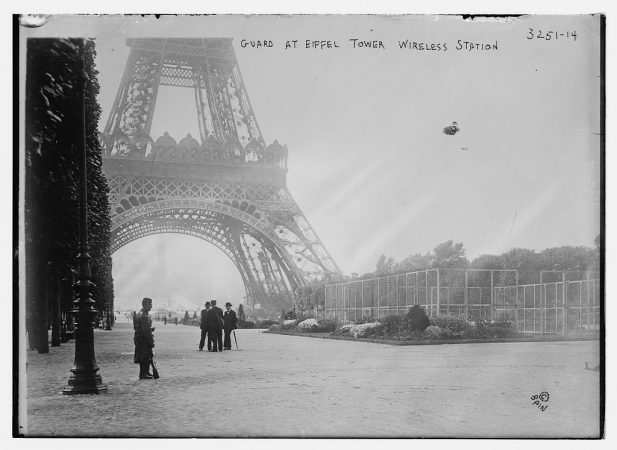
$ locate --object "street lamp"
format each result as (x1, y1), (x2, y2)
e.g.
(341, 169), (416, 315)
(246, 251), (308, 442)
(62, 39), (107, 394)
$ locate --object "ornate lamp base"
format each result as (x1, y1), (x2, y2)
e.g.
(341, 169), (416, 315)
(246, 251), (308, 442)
(62, 369), (107, 395)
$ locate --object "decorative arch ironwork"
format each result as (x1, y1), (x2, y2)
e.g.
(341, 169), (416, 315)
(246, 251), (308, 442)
(102, 38), (340, 313)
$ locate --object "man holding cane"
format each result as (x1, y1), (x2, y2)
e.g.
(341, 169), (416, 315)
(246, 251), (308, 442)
(134, 297), (156, 379)
(223, 302), (238, 350)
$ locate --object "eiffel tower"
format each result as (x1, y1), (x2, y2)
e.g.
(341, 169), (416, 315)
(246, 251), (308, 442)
(101, 38), (340, 312)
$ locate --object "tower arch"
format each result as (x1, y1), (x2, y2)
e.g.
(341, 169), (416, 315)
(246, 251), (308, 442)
(102, 38), (340, 313)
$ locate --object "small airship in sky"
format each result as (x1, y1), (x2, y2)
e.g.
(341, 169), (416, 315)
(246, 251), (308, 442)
(443, 121), (460, 136)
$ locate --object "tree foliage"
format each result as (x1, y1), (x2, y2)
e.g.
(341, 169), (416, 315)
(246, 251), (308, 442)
(359, 239), (598, 283)
(25, 38), (114, 351)
(406, 305), (430, 332)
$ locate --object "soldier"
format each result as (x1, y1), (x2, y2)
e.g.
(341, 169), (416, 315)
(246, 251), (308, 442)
(207, 299), (224, 352)
(134, 297), (155, 379)
(199, 301), (211, 351)
(223, 302), (238, 350)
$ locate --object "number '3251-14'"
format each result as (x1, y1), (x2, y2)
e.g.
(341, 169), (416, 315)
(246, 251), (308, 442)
(527, 28), (578, 41)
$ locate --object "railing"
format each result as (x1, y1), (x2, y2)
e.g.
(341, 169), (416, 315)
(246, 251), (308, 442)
(324, 268), (600, 337)
(100, 131), (288, 168)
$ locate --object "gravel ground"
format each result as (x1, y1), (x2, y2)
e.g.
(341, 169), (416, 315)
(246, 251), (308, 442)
(19, 322), (601, 438)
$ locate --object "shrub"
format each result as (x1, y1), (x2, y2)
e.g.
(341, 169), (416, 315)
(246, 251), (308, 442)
(315, 319), (338, 333)
(334, 322), (381, 338)
(238, 320), (255, 329)
(406, 305), (430, 331)
(361, 323), (386, 338)
(269, 324), (281, 332)
(423, 325), (443, 339)
(255, 319), (276, 328)
(281, 319), (298, 330)
(366, 315), (405, 337)
(335, 323), (354, 336)
(349, 322), (382, 338)
(475, 320), (518, 338)
(297, 318), (319, 331)
(430, 315), (476, 338)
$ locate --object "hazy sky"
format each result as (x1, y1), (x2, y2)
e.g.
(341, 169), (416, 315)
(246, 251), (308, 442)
(20, 14), (601, 308)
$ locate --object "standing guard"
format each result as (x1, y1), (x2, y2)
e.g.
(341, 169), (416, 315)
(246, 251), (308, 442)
(134, 297), (155, 379)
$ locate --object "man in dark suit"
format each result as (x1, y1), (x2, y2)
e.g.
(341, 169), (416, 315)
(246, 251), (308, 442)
(207, 299), (224, 352)
(223, 302), (238, 350)
(198, 301), (211, 351)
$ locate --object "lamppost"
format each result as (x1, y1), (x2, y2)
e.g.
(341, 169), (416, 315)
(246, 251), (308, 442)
(62, 39), (107, 394)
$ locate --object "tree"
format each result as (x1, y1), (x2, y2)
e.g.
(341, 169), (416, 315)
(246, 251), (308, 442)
(539, 246), (598, 274)
(375, 254), (395, 275)
(470, 253), (503, 271)
(430, 240), (469, 269)
(25, 39), (114, 352)
(83, 40), (114, 321)
(394, 252), (431, 273)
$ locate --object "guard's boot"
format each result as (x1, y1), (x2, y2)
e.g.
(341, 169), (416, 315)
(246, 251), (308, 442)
(139, 363), (153, 379)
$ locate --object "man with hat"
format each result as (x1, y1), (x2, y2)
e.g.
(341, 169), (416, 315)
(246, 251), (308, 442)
(198, 301), (211, 351)
(223, 302), (238, 350)
(207, 299), (224, 352)
(134, 297), (155, 379)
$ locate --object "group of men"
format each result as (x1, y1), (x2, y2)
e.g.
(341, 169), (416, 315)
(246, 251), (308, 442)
(199, 299), (238, 352)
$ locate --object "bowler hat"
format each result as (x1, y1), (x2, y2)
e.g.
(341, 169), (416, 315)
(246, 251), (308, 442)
(225, 302), (232, 307)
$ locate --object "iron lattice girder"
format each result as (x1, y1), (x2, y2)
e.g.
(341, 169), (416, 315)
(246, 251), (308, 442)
(105, 37), (261, 146)
(105, 172), (340, 276)
(126, 38), (236, 62)
(110, 215), (269, 305)
(103, 37), (340, 312)
(110, 204), (300, 307)
(106, 174), (299, 216)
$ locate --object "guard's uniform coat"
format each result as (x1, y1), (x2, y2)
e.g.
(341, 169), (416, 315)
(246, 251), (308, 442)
(134, 309), (154, 364)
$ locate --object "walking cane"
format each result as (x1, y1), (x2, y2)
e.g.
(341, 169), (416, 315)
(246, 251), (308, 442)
(233, 330), (239, 349)
(150, 358), (160, 379)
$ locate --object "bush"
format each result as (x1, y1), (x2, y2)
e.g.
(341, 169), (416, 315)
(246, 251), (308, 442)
(369, 315), (404, 337)
(315, 319), (338, 333)
(475, 320), (518, 338)
(335, 323), (355, 336)
(336, 322), (382, 338)
(255, 319), (276, 328)
(238, 320), (255, 329)
(335, 322), (375, 337)
(406, 305), (430, 331)
(423, 325), (443, 339)
(269, 324), (281, 332)
(430, 315), (476, 338)
(281, 319), (298, 330)
(297, 318), (319, 331)
(361, 323), (386, 338)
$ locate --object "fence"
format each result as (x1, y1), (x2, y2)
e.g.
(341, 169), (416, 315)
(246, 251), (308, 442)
(324, 268), (600, 337)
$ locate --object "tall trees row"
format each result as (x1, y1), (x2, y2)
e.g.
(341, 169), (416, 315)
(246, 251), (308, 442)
(25, 39), (113, 353)
(368, 239), (600, 284)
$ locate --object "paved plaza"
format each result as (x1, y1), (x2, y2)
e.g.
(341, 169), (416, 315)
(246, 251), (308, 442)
(20, 322), (600, 438)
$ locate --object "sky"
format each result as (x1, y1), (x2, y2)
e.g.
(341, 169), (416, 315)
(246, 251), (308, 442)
(19, 14), (602, 309)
